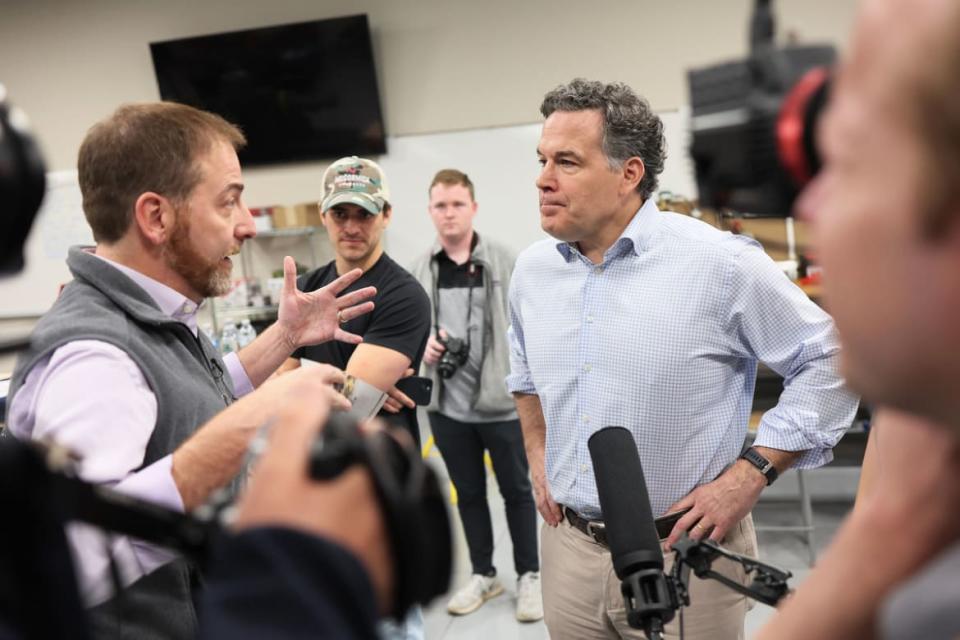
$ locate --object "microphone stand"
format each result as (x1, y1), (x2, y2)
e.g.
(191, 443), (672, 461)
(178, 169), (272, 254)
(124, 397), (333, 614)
(670, 534), (792, 608)
(620, 563), (676, 640)
(623, 533), (793, 640)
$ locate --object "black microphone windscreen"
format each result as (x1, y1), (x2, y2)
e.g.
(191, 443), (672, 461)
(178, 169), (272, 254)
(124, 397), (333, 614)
(588, 426), (664, 579)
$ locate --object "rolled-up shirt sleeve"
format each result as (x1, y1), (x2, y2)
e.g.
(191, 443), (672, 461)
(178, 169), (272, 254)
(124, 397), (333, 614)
(724, 242), (860, 468)
(27, 340), (183, 604)
(505, 272), (536, 395)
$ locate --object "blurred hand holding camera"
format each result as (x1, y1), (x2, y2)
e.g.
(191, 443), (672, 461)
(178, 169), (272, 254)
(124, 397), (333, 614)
(234, 398), (394, 614)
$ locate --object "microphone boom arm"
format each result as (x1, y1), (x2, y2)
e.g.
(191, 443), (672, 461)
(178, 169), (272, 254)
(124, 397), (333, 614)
(669, 534), (792, 608)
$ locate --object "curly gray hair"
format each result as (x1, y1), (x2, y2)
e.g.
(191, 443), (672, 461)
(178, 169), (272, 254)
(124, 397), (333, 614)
(540, 78), (666, 200)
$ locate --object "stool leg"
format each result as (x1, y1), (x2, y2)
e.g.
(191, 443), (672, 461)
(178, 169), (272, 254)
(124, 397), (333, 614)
(797, 469), (816, 566)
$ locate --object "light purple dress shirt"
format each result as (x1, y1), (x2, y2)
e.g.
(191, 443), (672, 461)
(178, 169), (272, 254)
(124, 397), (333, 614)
(7, 252), (254, 606)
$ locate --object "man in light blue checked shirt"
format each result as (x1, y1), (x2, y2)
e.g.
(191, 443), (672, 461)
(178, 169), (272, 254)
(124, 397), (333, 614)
(506, 78), (859, 639)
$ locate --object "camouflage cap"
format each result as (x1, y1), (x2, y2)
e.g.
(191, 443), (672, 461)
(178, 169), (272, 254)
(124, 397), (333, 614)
(320, 156), (390, 215)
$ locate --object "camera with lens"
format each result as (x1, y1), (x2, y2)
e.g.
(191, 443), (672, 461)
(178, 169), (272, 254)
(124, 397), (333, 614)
(1, 84), (46, 276)
(310, 413), (452, 618)
(437, 335), (470, 379)
(688, 0), (835, 217)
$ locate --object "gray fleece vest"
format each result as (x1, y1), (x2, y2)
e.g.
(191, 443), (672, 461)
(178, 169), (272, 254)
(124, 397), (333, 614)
(9, 247), (236, 640)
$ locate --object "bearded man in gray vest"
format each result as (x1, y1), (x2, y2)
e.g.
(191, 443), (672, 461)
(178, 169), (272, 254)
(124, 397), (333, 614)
(6, 102), (375, 640)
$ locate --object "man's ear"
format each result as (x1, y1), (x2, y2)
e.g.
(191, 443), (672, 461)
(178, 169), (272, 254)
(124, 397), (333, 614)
(621, 156), (646, 196)
(320, 207), (331, 231)
(381, 205), (392, 226)
(133, 192), (176, 246)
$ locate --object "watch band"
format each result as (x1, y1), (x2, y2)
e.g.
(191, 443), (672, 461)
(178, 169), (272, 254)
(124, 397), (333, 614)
(740, 447), (779, 485)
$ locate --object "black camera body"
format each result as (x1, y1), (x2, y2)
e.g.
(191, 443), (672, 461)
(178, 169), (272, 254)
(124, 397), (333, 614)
(437, 335), (470, 379)
(310, 413), (452, 618)
(688, 0), (834, 217)
(1, 84), (46, 276)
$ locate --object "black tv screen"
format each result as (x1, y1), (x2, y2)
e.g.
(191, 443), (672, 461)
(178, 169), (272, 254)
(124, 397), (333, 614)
(150, 15), (386, 166)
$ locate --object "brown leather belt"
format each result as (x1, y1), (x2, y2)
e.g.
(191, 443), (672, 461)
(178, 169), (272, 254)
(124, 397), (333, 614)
(562, 505), (690, 546)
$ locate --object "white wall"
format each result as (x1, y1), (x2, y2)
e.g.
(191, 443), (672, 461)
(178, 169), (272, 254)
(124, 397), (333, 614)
(379, 109), (697, 268)
(0, 0), (857, 208)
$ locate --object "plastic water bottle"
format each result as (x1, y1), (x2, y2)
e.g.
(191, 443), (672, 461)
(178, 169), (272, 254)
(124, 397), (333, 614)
(201, 323), (219, 351)
(237, 319), (257, 348)
(220, 322), (239, 354)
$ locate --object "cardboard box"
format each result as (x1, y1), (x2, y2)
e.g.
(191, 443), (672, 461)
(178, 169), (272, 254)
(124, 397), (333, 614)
(271, 202), (323, 229)
(720, 217), (810, 261)
(294, 202), (323, 227)
(248, 207), (274, 232)
(690, 209), (810, 261)
(271, 206), (291, 228)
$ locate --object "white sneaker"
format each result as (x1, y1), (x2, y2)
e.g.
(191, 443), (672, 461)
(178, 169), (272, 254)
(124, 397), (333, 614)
(447, 574), (504, 615)
(516, 571), (544, 622)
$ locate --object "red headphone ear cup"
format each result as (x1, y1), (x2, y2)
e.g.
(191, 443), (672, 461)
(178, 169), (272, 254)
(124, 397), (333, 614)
(0, 88), (47, 275)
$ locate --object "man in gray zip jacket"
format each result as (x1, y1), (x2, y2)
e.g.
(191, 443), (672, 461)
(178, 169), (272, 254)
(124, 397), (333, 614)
(409, 169), (541, 622)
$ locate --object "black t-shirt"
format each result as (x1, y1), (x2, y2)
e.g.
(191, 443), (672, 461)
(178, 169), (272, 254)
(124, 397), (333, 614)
(292, 253), (431, 445)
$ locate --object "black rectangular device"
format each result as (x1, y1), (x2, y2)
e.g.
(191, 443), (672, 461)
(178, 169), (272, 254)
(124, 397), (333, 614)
(394, 376), (433, 407)
(150, 15), (386, 166)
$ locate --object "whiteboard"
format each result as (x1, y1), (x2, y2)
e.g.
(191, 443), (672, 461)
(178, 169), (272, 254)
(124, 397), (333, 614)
(0, 170), (92, 318)
(379, 108), (695, 268)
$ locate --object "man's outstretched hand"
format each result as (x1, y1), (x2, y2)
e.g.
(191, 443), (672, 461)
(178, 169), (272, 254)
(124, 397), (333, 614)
(277, 256), (376, 349)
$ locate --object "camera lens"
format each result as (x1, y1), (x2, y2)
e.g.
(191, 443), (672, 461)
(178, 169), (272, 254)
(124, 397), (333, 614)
(437, 353), (457, 379)
(436, 336), (468, 379)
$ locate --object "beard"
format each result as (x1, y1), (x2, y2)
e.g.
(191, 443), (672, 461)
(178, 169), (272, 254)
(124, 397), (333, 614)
(164, 211), (234, 299)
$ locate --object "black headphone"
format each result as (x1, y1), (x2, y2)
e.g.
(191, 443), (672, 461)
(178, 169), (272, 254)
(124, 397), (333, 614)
(0, 83), (46, 276)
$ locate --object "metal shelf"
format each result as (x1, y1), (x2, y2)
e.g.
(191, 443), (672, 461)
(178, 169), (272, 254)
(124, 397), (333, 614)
(254, 226), (318, 238)
(210, 304), (279, 322)
(205, 225), (324, 335)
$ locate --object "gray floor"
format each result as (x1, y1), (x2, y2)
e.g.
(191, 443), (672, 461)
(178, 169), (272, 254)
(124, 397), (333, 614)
(419, 428), (855, 640)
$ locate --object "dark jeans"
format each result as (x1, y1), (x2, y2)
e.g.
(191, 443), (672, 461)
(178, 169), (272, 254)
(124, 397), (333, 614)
(428, 412), (539, 577)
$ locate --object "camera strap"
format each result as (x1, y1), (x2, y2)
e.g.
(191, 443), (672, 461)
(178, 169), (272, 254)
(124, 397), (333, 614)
(431, 253), (475, 349)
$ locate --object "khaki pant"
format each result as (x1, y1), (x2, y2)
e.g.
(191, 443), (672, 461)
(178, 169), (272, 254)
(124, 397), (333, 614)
(541, 514), (758, 640)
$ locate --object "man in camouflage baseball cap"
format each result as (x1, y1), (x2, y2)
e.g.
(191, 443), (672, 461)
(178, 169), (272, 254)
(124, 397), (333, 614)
(321, 155), (391, 216)
(282, 154), (431, 638)
(281, 150), (430, 459)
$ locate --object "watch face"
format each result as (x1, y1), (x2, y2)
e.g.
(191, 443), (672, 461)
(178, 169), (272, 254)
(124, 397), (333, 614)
(336, 374), (357, 400)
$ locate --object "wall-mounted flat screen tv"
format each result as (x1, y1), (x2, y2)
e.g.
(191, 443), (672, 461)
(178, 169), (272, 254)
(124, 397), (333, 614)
(150, 15), (386, 166)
